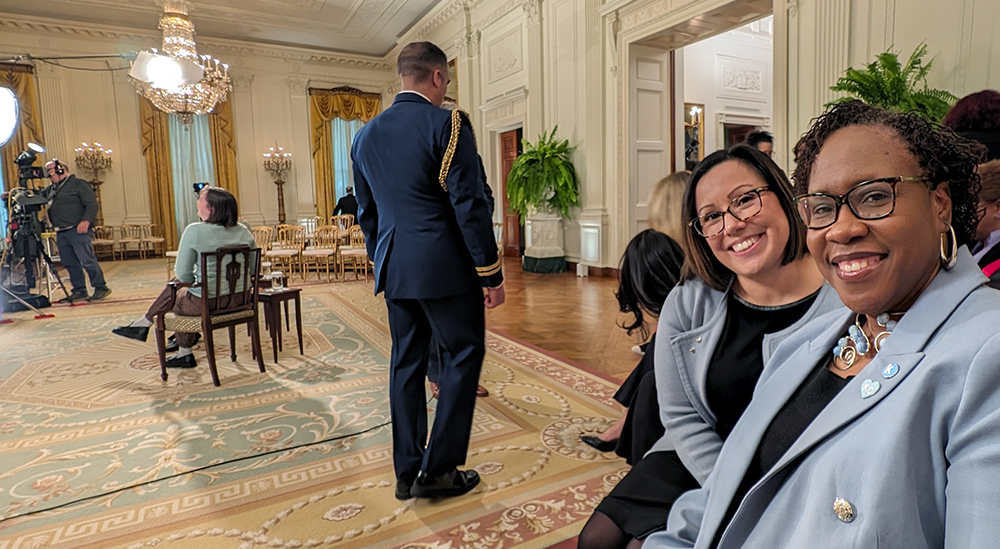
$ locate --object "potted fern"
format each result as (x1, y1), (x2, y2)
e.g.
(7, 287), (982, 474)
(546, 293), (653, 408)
(506, 126), (581, 273)
(827, 42), (957, 123)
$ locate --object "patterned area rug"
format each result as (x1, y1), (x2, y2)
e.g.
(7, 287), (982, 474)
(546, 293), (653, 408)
(0, 259), (627, 549)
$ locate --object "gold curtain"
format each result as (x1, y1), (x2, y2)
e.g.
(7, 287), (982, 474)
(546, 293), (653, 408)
(140, 97), (179, 249)
(309, 87), (381, 222)
(0, 64), (44, 192)
(208, 99), (238, 200)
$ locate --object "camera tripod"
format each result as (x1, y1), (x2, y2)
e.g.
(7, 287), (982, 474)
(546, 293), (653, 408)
(0, 231), (71, 318)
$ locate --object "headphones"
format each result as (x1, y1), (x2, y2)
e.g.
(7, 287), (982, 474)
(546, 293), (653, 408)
(49, 159), (66, 176)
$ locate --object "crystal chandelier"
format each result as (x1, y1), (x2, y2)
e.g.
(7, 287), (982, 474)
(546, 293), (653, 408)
(129, 0), (231, 124)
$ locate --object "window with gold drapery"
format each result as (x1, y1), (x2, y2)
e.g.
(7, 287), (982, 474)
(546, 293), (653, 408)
(309, 86), (381, 223)
(140, 97), (179, 249)
(0, 64), (45, 192)
(208, 99), (238, 200)
(141, 98), (238, 250)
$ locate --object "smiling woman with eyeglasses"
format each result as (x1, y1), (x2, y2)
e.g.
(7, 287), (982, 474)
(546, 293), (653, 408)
(577, 145), (842, 549)
(644, 101), (999, 549)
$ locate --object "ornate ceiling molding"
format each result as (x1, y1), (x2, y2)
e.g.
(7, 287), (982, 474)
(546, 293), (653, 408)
(473, 0), (522, 32)
(0, 14), (154, 42)
(414, 0), (468, 40)
(0, 13), (393, 69)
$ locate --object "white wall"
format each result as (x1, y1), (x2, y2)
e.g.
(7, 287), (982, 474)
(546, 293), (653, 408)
(682, 17), (773, 158)
(5, 0), (999, 268)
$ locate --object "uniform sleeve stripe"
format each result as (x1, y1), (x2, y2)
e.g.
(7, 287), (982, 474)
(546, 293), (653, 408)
(476, 260), (502, 276)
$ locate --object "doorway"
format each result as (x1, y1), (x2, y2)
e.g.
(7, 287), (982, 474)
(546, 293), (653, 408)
(499, 128), (523, 258)
(621, 1), (774, 242)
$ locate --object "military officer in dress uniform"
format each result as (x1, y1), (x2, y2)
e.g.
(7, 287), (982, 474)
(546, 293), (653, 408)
(351, 41), (505, 500)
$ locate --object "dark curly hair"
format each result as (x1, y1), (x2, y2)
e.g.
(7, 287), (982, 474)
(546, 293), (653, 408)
(616, 229), (685, 340)
(792, 100), (987, 248)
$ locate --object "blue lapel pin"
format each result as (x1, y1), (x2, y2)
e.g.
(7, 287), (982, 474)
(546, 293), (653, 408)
(860, 379), (880, 399)
(882, 363), (899, 379)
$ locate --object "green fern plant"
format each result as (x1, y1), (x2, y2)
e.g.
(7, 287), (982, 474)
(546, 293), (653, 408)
(827, 42), (957, 123)
(505, 126), (580, 222)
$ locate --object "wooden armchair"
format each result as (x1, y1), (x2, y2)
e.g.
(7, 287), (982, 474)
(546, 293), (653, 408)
(154, 246), (265, 386)
(141, 224), (167, 258)
(340, 225), (370, 282)
(250, 226), (274, 274)
(266, 225), (305, 281)
(92, 226), (116, 260)
(301, 225), (339, 282)
(332, 215), (354, 243)
(118, 225), (145, 259)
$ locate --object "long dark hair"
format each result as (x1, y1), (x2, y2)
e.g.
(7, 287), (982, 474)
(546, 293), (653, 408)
(680, 145), (808, 290)
(616, 229), (685, 340)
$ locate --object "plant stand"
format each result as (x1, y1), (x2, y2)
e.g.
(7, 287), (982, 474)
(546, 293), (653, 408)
(523, 211), (566, 273)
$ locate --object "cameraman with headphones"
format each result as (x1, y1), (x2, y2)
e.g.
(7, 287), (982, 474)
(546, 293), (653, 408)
(41, 159), (111, 302)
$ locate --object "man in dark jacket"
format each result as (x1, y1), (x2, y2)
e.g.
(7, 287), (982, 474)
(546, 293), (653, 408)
(41, 159), (111, 302)
(352, 41), (504, 501)
(332, 186), (359, 220)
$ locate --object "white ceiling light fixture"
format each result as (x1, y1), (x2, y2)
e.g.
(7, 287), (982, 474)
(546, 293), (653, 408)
(129, 0), (231, 124)
(0, 86), (17, 147)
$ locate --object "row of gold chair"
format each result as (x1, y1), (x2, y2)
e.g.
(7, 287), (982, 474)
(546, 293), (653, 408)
(256, 224), (370, 283)
(92, 224), (166, 260)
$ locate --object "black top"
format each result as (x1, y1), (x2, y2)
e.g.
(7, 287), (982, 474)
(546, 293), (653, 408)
(705, 291), (818, 441)
(712, 365), (853, 548)
(333, 194), (358, 219)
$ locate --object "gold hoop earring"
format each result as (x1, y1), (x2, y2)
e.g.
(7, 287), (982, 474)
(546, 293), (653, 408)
(940, 225), (958, 270)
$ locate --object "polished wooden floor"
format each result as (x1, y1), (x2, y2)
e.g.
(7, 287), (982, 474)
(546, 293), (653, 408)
(485, 257), (642, 382)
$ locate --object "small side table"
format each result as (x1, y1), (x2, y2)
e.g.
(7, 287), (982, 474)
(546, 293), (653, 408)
(258, 287), (303, 362)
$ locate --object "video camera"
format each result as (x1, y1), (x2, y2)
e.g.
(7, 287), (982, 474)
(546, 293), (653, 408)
(3, 143), (48, 261)
(14, 143), (47, 185)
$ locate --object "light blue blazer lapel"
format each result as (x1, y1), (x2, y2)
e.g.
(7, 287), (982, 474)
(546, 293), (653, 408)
(715, 251), (987, 547)
(696, 311), (853, 542)
(669, 314), (728, 428)
(763, 252), (986, 478)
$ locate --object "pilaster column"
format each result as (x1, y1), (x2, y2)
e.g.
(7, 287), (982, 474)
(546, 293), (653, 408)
(286, 76), (314, 223)
(111, 68), (152, 225)
(35, 63), (68, 161)
(231, 73), (265, 226)
(523, 0), (544, 138)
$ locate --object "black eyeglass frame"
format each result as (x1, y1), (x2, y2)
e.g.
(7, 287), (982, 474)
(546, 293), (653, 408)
(688, 186), (771, 238)
(793, 176), (927, 230)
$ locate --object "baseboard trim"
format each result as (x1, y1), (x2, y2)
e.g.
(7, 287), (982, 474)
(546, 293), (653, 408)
(566, 261), (619, 278)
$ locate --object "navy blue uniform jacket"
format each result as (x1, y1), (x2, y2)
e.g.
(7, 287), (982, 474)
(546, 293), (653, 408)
(351, 93), (503, 299)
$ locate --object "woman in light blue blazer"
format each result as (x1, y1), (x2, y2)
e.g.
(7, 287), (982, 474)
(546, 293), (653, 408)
(579, 146), (842, 548)
(645, 101), (998, 549)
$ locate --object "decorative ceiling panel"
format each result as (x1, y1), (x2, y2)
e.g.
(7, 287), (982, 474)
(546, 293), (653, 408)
(0, 0), (441, 56)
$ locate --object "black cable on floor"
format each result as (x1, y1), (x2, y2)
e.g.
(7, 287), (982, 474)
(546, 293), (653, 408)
(0, 416), (397, 523)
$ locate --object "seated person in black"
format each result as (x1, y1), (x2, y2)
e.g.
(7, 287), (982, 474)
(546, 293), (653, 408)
(580, 229), (684, 457)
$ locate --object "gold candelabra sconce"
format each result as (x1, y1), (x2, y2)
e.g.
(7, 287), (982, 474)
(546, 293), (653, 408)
(263, 144), (292, 224)
(74, 142), (113, 226)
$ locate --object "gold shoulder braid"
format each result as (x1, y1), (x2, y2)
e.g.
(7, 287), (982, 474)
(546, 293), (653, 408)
(438, 109), (476, 192)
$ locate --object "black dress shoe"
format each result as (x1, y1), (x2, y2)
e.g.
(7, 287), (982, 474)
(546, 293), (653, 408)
(581, 435), (618, 452)
(165, 354), (197, 368)
(58, 291), (89, 304)
(165, 333), (201, 353)
(87, 287), (112, 302)
(395, 474), (414, 500)
(411, 469), (480, 498)
(112, 325), (150, 342)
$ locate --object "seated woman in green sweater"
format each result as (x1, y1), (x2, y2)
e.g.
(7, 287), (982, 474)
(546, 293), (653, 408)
(112, 187), (256, 368)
